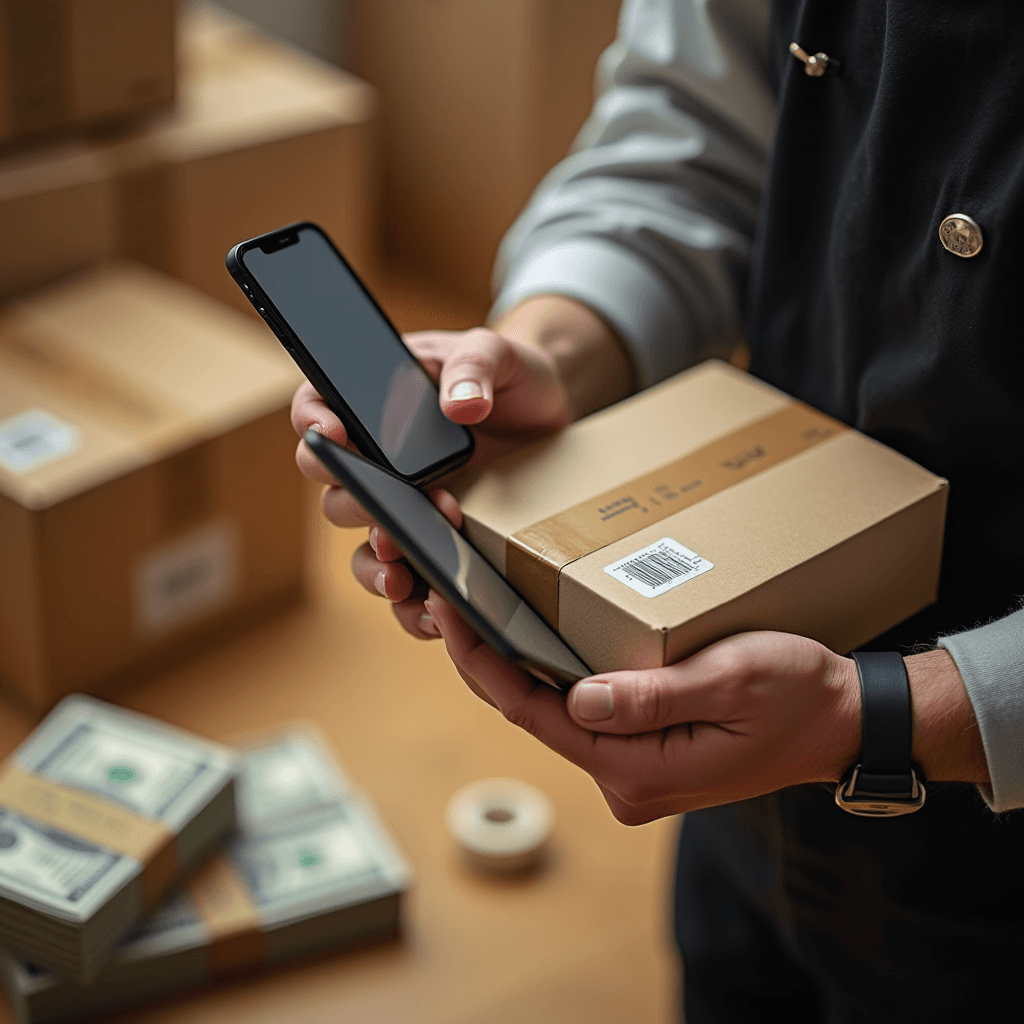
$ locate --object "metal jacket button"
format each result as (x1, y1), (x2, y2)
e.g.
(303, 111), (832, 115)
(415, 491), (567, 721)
(938, 214), (983, 257)
(789, 42), (830, 76)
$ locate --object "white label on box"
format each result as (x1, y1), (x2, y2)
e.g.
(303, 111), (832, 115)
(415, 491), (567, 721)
(0, 409), (80, 474)
(604, 537), (713, 598)
(134, 519), (240, 636)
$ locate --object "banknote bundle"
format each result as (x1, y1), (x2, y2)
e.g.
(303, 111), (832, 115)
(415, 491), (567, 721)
(0, 696), (237, 984)
(1, 727), (411, 1024)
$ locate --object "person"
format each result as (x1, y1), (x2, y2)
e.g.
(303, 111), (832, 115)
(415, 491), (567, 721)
(293, 1), (1024, 1019)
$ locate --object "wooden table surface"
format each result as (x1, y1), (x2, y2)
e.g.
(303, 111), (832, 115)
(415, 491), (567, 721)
(0, 273), (681, 1024)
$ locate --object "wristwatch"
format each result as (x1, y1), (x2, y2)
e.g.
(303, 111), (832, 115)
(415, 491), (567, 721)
(835, 651), (927, 817)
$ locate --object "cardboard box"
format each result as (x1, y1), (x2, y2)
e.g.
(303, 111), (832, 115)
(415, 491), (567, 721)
(105, 2), (380, 315)
(0, 262), (304, 713)
(0, 3), (379, 311)
(351, 0), (621, 302)
(451, 361), (948, 673)
(0, 0), (176, 145)
(0, 143), (116, 298)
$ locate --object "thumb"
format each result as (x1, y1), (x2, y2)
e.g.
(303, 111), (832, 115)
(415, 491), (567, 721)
(436, 328), (516, 425)
(567, 667), (717, 735)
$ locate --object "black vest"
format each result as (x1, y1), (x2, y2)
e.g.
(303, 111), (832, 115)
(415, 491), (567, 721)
(683, 6), (1024, 1015)
(749, 0), (1024, 647)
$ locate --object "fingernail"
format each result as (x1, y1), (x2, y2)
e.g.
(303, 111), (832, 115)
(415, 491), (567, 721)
(374, 571), (387, 597)
(419, 612), (438, 635)
(572, 682), (614, 721)
(369, 526), (380, 556)
(308, 423), (323, 434)
(449, 380), (483, 402)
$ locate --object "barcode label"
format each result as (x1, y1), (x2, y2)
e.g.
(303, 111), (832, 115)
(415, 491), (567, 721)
(604, 537), (713, 598)
(0, 409), (79, 474)
(134, 519), (240, 636)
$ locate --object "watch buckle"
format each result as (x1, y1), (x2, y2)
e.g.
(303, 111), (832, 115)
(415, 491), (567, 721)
(834, 766), (927, 817)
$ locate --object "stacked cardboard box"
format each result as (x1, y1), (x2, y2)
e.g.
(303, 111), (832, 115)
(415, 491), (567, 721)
(0, 0), (176, 145)
(351, 0), (620, 301)
(0, 263), (304, 713)
(0, 3), (379, 313)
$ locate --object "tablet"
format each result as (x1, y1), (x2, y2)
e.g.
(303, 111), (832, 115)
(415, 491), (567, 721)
(304, 430), (592, 689)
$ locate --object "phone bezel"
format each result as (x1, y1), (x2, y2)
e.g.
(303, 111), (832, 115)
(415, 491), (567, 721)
(226, 221), (475, 486)
(303, 429), (592, 690)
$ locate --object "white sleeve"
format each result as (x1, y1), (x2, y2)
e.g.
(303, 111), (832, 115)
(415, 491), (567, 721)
(491, 0), (775, 387)
(938, 606), (1024, 813)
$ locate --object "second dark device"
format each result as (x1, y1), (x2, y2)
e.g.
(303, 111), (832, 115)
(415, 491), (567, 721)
(304, 429), (592, 690)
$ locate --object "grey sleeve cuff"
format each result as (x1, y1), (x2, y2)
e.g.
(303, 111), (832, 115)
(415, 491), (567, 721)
(938, 606), (1024, 813)
(492, 238), (701, 388)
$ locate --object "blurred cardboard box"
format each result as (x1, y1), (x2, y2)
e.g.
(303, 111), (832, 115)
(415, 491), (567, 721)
(0, 3), (379, 315)
(0, 143), (116, 297)
(452, 361), (948, 673)
(0, 262), (304, 714)
(106, 2), (380, 316)
(0, 0), (175, 145)
(351, 0), (620, 303)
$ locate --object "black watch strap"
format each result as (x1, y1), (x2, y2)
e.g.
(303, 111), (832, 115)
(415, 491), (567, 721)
(835, 651), (926, 817)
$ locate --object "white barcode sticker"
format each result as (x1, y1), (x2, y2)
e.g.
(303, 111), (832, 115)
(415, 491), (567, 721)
(604, 537), (713, 598)
(134, 519), (240, 636)
(0, 409), (80, 474)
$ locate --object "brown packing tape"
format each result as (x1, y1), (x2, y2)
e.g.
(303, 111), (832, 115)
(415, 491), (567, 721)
(0, 320), (179, 433)
(0, 764), (177, 907)
(507, 402), (847, 627)
(185, 854), (265, 975)
(2, 0), (69, 135)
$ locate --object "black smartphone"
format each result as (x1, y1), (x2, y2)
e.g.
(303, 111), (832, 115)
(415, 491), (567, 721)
(303, 429), (592, 690)
(226, 222), (474, 485)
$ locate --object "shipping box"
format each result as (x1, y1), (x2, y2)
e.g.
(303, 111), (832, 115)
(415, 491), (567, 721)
(0, 3), (379, 312)
(452, 361), (948, 673)
(0, 0), (175, 145)
(0, 262), (304, 713)
(351, 0), (621, 302)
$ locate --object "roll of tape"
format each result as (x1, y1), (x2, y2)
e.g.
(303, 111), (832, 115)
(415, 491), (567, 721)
(445, 778), (554, 873)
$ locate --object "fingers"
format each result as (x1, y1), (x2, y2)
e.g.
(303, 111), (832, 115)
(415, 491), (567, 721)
(392, 598), (441, 640)
(424, 591), (609, 770)
(351, 542), (416, 602)
(292, 383), (349, 485)
(291, 381), (346, 439)
(321, 486), (377, 529)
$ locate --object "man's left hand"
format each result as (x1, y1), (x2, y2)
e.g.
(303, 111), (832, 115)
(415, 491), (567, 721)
(424, 592), (863, 824)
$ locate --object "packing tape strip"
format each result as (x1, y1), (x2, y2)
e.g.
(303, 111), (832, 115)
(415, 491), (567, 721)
(185, 853), (265, 975)
(445, 778), (554, 873)
(506, 400), (847, 627)
(0, 764), (177, 908)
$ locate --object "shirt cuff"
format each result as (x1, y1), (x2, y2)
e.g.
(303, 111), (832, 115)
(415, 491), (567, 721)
(938, 607), (1024, 812)
(491, 238), (694, 389)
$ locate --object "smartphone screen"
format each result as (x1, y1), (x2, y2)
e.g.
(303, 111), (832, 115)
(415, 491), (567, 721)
(236, 224), (472, 481)
(304, 430), (592, 689)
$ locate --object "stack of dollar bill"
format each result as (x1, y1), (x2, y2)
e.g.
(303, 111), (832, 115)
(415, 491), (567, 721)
(0, 726), (411, 1024)
(0, 696), (237, 984)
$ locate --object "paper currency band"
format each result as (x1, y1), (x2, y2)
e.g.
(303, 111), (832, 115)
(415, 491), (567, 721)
(0, 764), (177, 907)
(506, 401), (848, 628)
(185, 854), (266, 974)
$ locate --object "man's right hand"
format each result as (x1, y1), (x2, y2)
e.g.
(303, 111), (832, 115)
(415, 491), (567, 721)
(290, 295), (633, 640)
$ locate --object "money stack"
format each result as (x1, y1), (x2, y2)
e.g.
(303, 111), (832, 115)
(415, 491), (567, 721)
(0, 696), (237, 984)
(1, 727), (411, 1024)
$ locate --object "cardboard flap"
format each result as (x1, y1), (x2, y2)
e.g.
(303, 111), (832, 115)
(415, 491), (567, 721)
(0, 263), (300, 509)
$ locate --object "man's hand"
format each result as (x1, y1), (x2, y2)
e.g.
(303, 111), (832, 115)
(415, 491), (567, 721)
(291, 295), (632, 639)
(422, 592), (989, 823)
